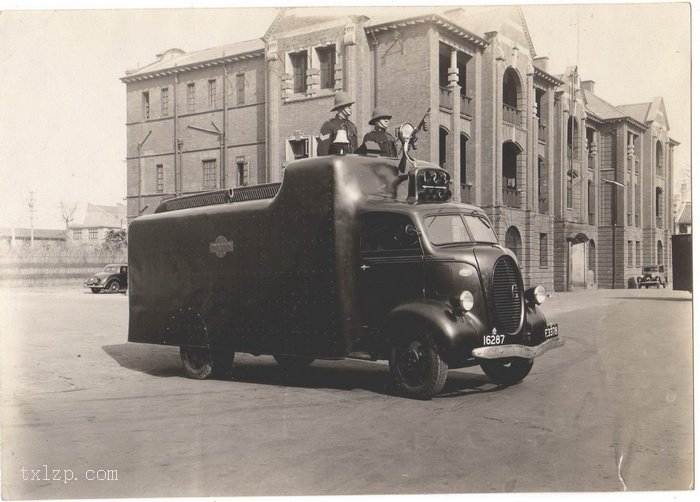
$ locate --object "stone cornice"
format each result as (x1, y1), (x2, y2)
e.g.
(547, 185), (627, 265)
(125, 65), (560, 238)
(365, 15), (489, 50)
(121, 50), (265, 83)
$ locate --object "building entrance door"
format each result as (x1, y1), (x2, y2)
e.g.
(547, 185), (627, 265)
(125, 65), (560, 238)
(569, 234), (589, 290)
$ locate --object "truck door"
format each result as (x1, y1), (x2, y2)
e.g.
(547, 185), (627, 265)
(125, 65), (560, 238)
(359, 212), (424, 329)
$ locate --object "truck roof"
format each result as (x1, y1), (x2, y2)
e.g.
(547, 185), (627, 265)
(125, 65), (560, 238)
(150, 154), (483, 218)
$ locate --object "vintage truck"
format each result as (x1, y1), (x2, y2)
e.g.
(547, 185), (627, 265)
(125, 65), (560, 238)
(128, 124), (563, 399)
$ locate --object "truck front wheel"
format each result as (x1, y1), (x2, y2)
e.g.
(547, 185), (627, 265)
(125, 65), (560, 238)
(480, 357), (533, 386)
(180, 346), (234, 380)
(389, 331), (448, 399)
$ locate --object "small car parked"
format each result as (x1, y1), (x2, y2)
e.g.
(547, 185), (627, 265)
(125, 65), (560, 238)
(637, 265), (667, 288)
(84, 264), (128, 293)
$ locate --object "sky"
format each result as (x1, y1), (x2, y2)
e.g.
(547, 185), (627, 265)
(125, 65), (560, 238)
(0, 1), (692, 229)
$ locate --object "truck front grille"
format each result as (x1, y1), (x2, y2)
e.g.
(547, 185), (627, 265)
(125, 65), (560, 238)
(491, 256), (524, 335)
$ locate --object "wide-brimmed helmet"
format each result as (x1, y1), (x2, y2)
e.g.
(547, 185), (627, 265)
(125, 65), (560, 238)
(369, 107), (392, 125)
(331, 91), (355, 112)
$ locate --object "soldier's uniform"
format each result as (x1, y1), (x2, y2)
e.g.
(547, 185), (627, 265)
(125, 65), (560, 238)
(317, 91), (358, 156)
(317, 117), (358, 156)
(362, 128), (397, 157)
(361, 107), (398, 158)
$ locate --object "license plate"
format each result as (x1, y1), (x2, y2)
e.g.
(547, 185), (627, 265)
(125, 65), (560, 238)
(544, 323), (559, 339)
(483, 334), (506, 346)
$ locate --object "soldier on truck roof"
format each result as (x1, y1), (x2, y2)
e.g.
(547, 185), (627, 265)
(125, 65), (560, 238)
(362, 107), (398, 158)
(317, 91), (358, 156)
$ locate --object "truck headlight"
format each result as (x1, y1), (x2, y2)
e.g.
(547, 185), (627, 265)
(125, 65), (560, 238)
(525, 285), (546, 305)
(458, 291), (474, 312)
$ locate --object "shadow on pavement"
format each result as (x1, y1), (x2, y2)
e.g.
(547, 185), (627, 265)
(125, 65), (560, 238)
(102, 343), (497, 398)
(103, 343), (183, 377)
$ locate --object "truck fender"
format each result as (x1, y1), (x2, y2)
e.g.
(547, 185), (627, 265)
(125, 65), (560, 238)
(524, 304), (547, 338)
(165, 306), (210, 348)
(381, 299), (485, 355)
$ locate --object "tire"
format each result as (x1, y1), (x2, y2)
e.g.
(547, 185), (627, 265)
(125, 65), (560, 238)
(180, 346), (234, 380)
(107, 280), (120, 293)
(273, 354), (315, 370)
(389, 330), (448, 399)
(480, 357), (533, 386)
(90, 287), (101, 294)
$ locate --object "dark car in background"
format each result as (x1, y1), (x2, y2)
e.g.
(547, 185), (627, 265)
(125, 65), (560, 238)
(84, 264), (128, 293)
(637, 265), (667, 288)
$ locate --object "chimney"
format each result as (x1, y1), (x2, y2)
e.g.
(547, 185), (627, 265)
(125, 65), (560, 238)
(581, 80), (595, 94)
(533, 56), (548, 72)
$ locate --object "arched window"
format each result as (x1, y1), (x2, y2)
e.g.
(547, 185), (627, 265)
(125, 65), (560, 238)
(460, 134), (469, 188)
(502, 68), (522, 125)
(502, 141), (522, 208)
(538, 156), (547, 212)
(655, 187), (664, 226)
(439, 127), (448, 169)
(567, 116), (580, 160)
(505, 226), (522, 261)
(656, 140), (664, 169)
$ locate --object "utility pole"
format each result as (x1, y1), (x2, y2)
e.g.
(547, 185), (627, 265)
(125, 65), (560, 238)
(222, 65), (228, 189)
(137, 130), (152, 215)
(28, 191), (35, 248)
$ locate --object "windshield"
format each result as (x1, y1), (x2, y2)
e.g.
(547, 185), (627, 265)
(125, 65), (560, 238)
(424, 213), (498, 245)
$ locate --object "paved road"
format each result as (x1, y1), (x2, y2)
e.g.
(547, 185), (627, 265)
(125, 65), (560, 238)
(0, 286), (693, 499)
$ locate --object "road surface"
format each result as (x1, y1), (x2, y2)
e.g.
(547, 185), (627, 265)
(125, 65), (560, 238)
(0, 286), (693, 499)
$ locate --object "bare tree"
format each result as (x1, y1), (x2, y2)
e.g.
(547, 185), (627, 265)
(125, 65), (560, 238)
(60, 201), (77, 228)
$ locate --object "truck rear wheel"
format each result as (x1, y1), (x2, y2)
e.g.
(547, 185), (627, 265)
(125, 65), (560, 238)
(389, 331), (448, 399)
(273, 355), (315, 370)
(180, 346), (234, 380)
(480, 357), (533, 386)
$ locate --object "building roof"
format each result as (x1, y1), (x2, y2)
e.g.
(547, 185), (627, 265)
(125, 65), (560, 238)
(264, 7), (367, 39)
(617, 102), (651, 123)
(678, 203), (692, 225)
(443, 5), (535, 55)
(618, 97), (670, 130)
(582, 89), (647, 130)
(68, 203), (126, 230)
(122, 39), (265, 82)
(0, 228), (67, 240)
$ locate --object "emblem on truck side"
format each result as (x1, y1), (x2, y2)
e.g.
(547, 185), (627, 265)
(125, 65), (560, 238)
(209, 236), (234, 258)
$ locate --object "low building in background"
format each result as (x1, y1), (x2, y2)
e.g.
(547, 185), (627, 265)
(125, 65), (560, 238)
(67, 203), (127, 246)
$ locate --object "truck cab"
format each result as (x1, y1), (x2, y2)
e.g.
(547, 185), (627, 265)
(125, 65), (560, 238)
(128, 126), (563, 399)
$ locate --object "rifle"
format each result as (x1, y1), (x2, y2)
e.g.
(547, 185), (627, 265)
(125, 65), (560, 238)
(410, 108), (430, 149)
(397, 108), (430, 173)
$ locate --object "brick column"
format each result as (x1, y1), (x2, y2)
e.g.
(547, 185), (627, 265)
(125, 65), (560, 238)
(448, 48), (461, 202)
(266, 41), (281, 183)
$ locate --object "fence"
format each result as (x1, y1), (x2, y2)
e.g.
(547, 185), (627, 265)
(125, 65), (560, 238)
(0, 246), (127, 286)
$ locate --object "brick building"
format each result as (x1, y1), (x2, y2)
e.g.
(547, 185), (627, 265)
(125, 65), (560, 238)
(121, 6), (678, 290)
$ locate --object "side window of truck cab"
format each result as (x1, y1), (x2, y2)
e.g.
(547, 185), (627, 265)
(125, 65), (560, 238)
(360, 212), (422, 256)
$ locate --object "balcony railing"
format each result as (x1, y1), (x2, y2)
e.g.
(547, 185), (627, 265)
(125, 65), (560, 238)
(439, 86), (452, 110)
(502, 187), (521, 208)
(459, 95), (472, 117)
(503, 103), (520, 125)
(538, 124), (546, 142)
